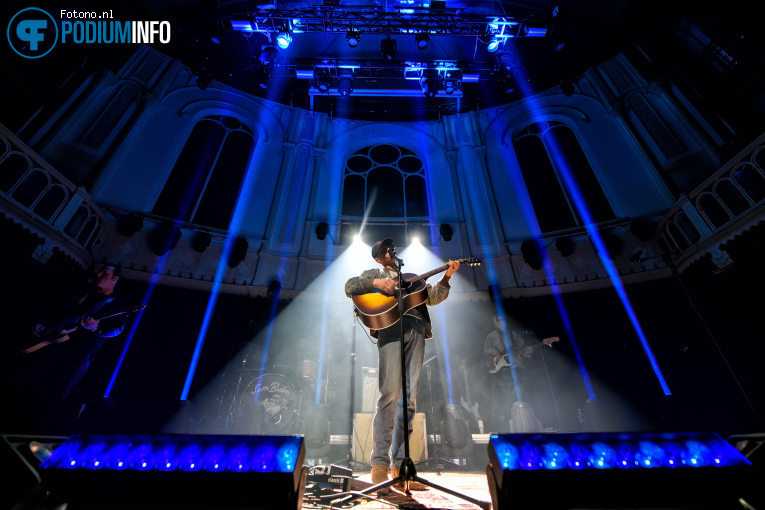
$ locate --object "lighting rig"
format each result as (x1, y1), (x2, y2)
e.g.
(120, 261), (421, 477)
(219, 6), (551, 103)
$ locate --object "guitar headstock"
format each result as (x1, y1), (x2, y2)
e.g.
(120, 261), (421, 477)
(459, 258), (482, 267)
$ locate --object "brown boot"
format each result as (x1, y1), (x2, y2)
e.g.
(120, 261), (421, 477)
(391, 467), (428, 491)
(370, 466), (390, 494)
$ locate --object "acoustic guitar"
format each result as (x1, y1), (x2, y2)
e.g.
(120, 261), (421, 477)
(352, 258), (481, 330)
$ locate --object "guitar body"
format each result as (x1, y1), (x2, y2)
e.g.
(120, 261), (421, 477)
(352, 277), (428, 330)
(488, 354), (511, 374)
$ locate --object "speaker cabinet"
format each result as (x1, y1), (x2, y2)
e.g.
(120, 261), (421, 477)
(361, 367), (381, 413)
(353, 412), (427, 463)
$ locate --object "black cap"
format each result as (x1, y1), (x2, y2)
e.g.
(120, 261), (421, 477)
(371, 238), (394, 259)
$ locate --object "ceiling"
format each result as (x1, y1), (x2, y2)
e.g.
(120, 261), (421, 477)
(4, 0), (764, 124)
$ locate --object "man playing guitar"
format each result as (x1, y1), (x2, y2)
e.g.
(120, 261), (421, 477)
(13, 264), (131, 432)
(483, 314), (558, 430)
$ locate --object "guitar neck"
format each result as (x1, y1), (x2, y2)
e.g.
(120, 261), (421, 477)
(404, 261), (461, 284)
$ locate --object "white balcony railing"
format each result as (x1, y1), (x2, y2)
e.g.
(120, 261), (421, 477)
(0, 124), (106, 268)
(659, 133), (765, 271)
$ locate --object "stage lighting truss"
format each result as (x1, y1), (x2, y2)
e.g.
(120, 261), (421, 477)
(226, 10), (546, 42)
(303, 61), (464, 99)
(485, 17), (520, 52)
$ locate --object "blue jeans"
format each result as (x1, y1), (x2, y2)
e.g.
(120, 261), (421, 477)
(371, 319), (426, 468)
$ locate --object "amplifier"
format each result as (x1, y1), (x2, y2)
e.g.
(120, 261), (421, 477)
(361, 367), (381, 413)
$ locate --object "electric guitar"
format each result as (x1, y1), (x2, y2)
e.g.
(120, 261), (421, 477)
(458, 359), (483, 431)
(18, 305), (146, 355)
(352, 258), (481, 330)
(487, 336), (559, 374)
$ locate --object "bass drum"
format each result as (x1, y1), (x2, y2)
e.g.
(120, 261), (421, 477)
(237, 374), (297, 434)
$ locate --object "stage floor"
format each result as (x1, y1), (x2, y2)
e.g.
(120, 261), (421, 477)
(304, 469), (492, 509)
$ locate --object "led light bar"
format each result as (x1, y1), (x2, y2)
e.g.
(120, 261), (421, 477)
(489, 432), (750, 471)
(487, 432), (756, 510)
(38, 434), (307, 509)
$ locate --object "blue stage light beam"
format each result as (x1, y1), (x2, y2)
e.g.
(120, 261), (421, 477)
(180, 147), (262, 401)
(544, 135), (671, 395)
(104, 267), (164, 398)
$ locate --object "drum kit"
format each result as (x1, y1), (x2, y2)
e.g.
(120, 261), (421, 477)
(214, 344), (330, 435)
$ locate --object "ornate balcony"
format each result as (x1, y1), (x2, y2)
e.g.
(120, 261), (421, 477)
(0, 124), (106, 269)
(659, 133), (765, 272)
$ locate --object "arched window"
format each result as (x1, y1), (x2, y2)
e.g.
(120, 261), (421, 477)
(153, 115), (256, 230)
(340, 144), (429, 244)
(513, 122), (615, 234)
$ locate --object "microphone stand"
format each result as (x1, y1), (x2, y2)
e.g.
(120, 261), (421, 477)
(334, 249), (490, 510)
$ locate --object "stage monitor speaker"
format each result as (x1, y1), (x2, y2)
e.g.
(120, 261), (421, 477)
(37, 433), (307, 509)
(487, 431), (757, 510)
(353, 412), (427, 464)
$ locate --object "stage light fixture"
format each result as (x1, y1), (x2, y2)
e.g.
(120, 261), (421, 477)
(346, 29), (360, 48)
(496, 51), (519, 77)
(147, 221), (182, 257)
(227, 236), (249, 268)
(337, 75), (354, 97)
(487, 36), (500, 52)
(315, 222), (329, 240)
(439, 223), (453, 241)
(443, 71), (460, 94)
(521, 239), (544, 270)
(116, 214), (144, 237)
(415, 32), (430, 49)
(555, 236), (574, 257)
(268, 280), (282, 299)
(381, 35), (397, 60)
(421, 77), (438, 97)
(195, 70), (212, 90)
(192, 231), (212, 253)
(276, 27), (292, 49)
(313, 68), (332, 92)
(259, 46), (278, 68)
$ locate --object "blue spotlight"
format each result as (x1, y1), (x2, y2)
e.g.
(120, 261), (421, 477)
(487, 37), (500, 52)
(276, 27), (292, 49)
